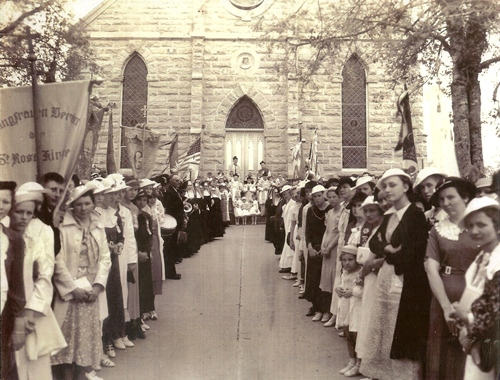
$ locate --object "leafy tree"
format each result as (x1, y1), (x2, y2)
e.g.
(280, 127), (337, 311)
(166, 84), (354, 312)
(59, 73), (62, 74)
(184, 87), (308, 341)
(0, 0), (98, 86)
(256, 0), (500, 180)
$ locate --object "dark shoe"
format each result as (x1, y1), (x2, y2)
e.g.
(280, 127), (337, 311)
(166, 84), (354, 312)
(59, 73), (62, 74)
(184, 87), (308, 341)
(298, 294), (305, 299)
(166, 274), (181, 280)
(135, 319), (146, 339)
(278, 268), (291, 273)
(126, 321), (136, 341)
(306, 307), (316, 317)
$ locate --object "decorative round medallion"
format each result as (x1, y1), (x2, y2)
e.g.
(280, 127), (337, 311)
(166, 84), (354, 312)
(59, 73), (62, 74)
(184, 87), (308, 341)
(238, 53), (254, 70)
(229, 0), (264, 10)
(237, 106), (254, 122)
(231, 49), (260, 75)
(221, 0), (269, 20)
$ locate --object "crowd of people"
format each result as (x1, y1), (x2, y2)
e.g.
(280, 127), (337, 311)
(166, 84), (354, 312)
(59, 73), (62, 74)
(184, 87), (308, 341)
(265, 168), (500, 380)
(0, 167), (250, 380)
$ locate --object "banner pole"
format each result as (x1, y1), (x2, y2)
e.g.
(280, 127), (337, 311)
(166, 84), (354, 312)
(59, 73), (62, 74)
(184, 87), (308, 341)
(25, 26), (43, 180)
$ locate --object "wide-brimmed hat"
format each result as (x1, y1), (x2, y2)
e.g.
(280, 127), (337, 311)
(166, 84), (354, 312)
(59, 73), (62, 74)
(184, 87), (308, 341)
(347, 191), (368, 209)
(353, 176), (375, 189)
(459, 196), (500, 227)
(361, 195), (383, 210)
(89, 179), (110, 194)
(475, 177), (493, 189)
(280, 185), (292, 193)
(413, 167), (446, 189)
(337, 176), (356, 188)
(376, 168), (411, 189)
(430, 176), (476, 207)
(125, 176), (140, 187)
(139, 179), (156, 188)
(311, 185), (326, 195)
(15, 182), (49, 204)
(340, 245), (357, 256)
(66, 183), (96, 206)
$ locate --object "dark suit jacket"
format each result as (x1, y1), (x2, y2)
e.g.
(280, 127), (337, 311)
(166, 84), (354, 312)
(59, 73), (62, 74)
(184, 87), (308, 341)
(369, 203), (431, 362)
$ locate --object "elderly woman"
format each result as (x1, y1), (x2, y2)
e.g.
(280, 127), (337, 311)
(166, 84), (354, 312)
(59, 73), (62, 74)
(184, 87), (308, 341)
(424, 177), (479, 380)
(8, 182), (66, 380)
(51, 184), (111, 380)
(0, 181), (26, 379)
(360, 169), (431, 380)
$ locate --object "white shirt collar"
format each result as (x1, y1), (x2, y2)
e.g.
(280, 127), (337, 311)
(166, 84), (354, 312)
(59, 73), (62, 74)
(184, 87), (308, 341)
(384, 202), (411, 221)
(486, 243), (500, 280)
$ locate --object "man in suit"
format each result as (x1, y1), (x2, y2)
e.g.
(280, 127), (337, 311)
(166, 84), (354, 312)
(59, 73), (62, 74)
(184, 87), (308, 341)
(161, 175), (184, 279)
(228, 156), (240, 176)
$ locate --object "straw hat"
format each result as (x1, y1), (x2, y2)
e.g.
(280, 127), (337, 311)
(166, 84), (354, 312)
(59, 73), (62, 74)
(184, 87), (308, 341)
(66, 183), (96, 206)
(360, 195), (383, 210)
(311, 185), (326, 195)
(475, 177), (493, 189)
(376, 168), (411, 189)
(88, 179), (110, 195)
(280, 185), (292, 193)
(413, 167), (446, 189)
(340, 245), (358, 256)
(459, 196), (500, 227)
(353, 176), (375, 189)
(15, 182), (48, 204)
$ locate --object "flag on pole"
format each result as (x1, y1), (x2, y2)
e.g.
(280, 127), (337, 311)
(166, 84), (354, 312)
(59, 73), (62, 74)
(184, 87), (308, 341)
(168, 133), (179, 170)
(308, 129), (319, 177)
(106, 110), (117, 174)
(0, 80), (91, 184)
(176, 135), (201, 179)
(291, 139), (305, 179)
(122, 125), (161, 178)
(395, 89), (418, 175)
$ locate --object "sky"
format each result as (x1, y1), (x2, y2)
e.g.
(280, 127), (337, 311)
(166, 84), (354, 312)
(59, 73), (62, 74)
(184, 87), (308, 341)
(71, 0), (103, 19)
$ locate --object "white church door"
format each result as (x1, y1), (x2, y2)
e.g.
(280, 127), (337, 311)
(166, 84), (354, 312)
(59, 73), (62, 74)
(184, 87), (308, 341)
(225, 96), (264, 178)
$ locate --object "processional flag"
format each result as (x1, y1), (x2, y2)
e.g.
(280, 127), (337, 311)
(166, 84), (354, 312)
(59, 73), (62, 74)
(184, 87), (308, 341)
(309, 129), (319, 177)
(122, 125), (161, 178)
(395, 89), (418, 175)
(291, 139), (305, 180)
(168, 133), (179, 170)
(176, 135), (201, 180)
(106, 110), (117, 174)
(0, 80), (91, 184)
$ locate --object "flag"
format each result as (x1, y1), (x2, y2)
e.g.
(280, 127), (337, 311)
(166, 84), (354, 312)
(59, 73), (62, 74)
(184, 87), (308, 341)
(290, 139), (305, 179)
(168, 133), (179, 170)
(309, 129), (319, 177)
(122, 125), (161, 178)
(176, 135), (201, 179)
(106, 110), (117, 174)
(0, 80), (91, 184)
(395, 89), (418, 175)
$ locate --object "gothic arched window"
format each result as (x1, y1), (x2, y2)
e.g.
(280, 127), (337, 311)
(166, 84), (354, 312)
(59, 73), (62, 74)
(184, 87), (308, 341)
(225, 96), (264, 130)
(342, 55), (367, 169)
(120, 54), (148, 168)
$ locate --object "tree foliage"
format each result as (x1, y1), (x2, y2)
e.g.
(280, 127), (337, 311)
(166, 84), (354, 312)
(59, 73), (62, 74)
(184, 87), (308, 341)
(0, 0), (98, 86)
(256, 0), (500, 180)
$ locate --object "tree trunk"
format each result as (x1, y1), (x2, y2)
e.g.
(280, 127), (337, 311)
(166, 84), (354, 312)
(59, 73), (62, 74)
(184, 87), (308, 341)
(467, 72), (484, 181)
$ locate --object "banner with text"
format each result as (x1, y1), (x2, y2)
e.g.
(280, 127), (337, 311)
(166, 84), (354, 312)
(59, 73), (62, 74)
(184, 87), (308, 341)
(0, 80), (91, 184)
(122, 126), (161, 179)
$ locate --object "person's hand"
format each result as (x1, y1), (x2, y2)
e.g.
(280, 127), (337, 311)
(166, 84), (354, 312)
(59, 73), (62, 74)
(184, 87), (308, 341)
(87, 284), (103, 303)
(343, 289), (353, 298)
(138, 251), (149, 263)
(128, 263), (137, 272)
(71, 287), (89, 302)
(443, 304), (458, 336)
(384, 244), (401, 254)
(12, 317), (27, 351)
(108, 241), (116, 254)
(116, 242), (124, 255)
(290, 241), (295, 250)
(336, 287), (345, 297)
(24, 309), (41, 335)
(450, 302), (469, 323)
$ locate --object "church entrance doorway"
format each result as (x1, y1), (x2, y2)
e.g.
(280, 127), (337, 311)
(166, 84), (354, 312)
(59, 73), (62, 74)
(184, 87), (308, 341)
(225, 96), (264, 178)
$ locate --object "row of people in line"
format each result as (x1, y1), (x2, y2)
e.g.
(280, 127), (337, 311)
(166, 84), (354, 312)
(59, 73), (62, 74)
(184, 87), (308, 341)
(267, 169), (499, 379)
(0, 171), (228, 380)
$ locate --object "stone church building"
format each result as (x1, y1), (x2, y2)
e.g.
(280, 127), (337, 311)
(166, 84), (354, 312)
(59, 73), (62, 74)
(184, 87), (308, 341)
(83, 0), (425, 179)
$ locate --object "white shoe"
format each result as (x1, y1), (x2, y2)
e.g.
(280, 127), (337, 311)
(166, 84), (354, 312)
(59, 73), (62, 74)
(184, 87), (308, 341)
(339, 363), (355, 374)
(100, 354), (115, 367)
(312, 312), (323, 322)
(113, 338), (126, 350)
(105, 344), (116, 358)
(344, 365), (360, 377)
(92, 364), (101, 371)
(324, 315), (336, 327)
(141, 319), (150, 330)
(85, 370), (103, 380)
(122, 336), (134, 347)
(292, 280), (302, 287)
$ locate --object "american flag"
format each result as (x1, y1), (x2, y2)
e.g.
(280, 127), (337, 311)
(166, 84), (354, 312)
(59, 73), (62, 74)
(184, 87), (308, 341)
(176, 135), (201, 175)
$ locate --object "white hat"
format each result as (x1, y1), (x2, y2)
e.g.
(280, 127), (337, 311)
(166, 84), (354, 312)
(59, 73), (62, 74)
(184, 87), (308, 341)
(89, 179), (110, 194)
(102, 177), (118, 194)
(361, 195), (382, 209)
(413, 167), (446, 189)
(311, 184), (326, 195)
(460, 197), (500, 227)
(280, 185), (292, 193)
(376, 168), (411, 189)
(15, 182), (48, 204)
(296, 181), (307, 190)
(139, 179), (156, 188)
(66, 183), (97, 206)
(475, 177), (493, 189)
(340, 245), (358, 256)
(107, 173), (124, 183)
(353, 176), (375, 189)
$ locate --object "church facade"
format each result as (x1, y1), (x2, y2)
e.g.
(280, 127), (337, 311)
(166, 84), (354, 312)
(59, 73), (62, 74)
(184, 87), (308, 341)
(83, 0), (426, 179)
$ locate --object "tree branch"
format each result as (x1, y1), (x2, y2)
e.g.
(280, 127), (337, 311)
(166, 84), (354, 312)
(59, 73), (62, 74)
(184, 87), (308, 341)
(0, 4), (48, 37)
(479, 56), (500, 71)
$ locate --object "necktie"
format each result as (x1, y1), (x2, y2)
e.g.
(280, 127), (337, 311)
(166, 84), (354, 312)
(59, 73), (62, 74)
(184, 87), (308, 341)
(471, 252), (491, 289)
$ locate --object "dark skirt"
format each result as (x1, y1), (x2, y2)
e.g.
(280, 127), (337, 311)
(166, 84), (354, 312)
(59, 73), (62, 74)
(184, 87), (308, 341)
(103, 252), (126, 341)
(304, 254), (323, 311)
(139, 259), (155, 314)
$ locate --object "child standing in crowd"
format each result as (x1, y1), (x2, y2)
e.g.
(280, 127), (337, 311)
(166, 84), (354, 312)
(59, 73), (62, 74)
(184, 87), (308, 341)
(249, 194), (260, 225)
(337, 245), (363, 377)
(233, 194), (242, 225)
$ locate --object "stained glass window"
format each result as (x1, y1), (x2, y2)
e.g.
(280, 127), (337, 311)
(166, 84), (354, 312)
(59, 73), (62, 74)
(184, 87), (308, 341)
(342, 55), (367, 169)
(226, 96), (264, 129)
(121, 54), (148, 168)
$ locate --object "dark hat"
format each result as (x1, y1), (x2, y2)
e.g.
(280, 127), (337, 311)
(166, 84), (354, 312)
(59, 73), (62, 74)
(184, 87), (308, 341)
(135, 189), (148, 199)
(0, 181), (16, 191)
(304, 181), (318, 190)
(430, 176), (476, 207)
(233, 156), (238, 160)
(337, 176), (355, 188)
(125, 176), (140, 187)
(233, 173), (239, 177)
(260, 161), (266, 165)
(347, 191), (368, 209)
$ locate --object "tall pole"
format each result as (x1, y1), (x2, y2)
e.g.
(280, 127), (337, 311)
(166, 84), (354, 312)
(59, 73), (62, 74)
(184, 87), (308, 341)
(298, 112), (303, 180)
(26, 26), (43, 179)
(141, 105), (147, 177)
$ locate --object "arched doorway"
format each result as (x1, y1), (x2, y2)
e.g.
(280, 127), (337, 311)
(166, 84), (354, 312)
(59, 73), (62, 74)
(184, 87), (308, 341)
(225, 96), (264, 178)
